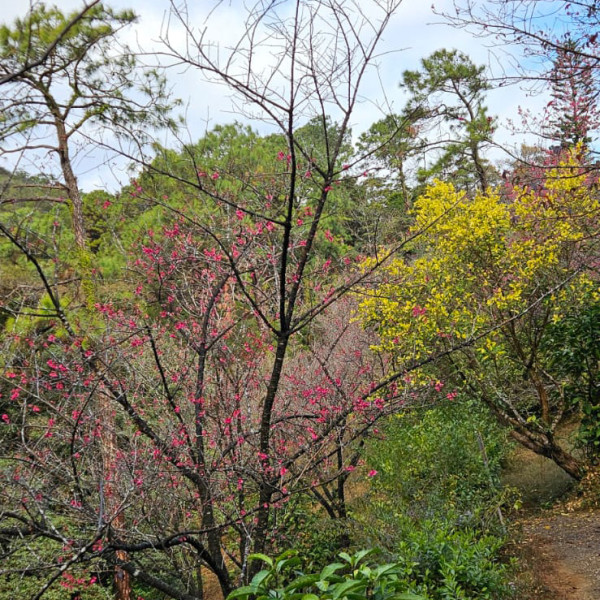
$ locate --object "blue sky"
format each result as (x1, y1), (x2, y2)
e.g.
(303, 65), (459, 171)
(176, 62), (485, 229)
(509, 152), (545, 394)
(1, 0), (550, 191)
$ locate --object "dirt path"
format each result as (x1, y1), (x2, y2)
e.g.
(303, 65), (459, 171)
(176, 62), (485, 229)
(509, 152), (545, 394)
(517, 510), (600, 599)
(502, 439), (600, 599)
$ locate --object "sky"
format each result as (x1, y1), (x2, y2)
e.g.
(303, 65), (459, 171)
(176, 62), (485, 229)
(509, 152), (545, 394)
(0, 0), (550, 191)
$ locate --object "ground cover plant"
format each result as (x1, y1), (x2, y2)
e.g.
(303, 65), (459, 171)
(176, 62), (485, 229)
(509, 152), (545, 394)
(1, 1), (600, 599)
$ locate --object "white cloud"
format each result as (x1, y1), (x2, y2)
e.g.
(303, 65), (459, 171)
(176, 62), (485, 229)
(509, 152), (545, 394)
(0, 0), (552, 190)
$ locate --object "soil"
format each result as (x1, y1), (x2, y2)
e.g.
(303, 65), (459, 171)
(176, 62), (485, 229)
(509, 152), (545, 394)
(516, 509), (600, 599)
(504, 442), (600, 599)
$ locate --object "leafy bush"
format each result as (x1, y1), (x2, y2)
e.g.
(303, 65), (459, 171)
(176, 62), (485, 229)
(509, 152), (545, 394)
(227, 542), (513, 600)
(227, 550), (424, 600)
(394, 522), (513, 600)
(543, 298), (600, 458)
(275, 497), (350, 567)
(362, 399), (510, 527)
(348, 399), (515, 599)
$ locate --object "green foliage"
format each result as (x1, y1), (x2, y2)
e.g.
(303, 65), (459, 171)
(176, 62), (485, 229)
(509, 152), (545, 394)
(0, 1), (178, 162)
(274, 498), (351, 568)
(0, 3), (133, 63)
(294, 115), (353, 169)
(355, 112), (421, 237)
(136, 120), (363, 256)
(401, 49), (495, 191)
(139, 122), (285, 212)
(227, 550), (425, 600)
(393, 523), (512, 600)
(361, 400), (510, 529)
(227, 540), (511, 600)
(350, 400), (514, 600)
(0, 518), (106, 600)
(544, 298), (600, 456)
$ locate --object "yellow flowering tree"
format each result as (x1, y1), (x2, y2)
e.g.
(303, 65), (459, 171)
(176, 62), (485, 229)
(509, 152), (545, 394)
(358, 148), (600, 479)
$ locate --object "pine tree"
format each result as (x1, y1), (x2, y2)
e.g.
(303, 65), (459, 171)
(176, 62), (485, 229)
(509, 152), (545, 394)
(547, 38), (600, 148)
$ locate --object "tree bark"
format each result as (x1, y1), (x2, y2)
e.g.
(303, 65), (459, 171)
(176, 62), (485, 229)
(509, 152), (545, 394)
(510, 428), (584, 480)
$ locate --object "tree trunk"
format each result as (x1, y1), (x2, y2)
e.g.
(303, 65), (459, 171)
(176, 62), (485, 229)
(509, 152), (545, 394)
(54, 116), (87, 252)
(510, 428), (584, 480)
(529, 368), (551, 426)
(114, 545), (132, 600)
(52, 104), (132, 600)
(101, 402), (131, 600)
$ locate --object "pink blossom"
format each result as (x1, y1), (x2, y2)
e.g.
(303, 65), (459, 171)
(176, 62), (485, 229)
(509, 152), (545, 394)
(412, 305), (426, 317)
(367, 469), (378, 477)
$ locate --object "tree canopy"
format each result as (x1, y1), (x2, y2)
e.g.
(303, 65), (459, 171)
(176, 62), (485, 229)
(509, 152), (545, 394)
(1, 2), (600, 600)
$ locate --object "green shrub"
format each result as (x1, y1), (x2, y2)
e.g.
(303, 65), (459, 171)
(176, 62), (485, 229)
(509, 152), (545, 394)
(543, 298), (600, 458)
(348, 399), (515, 599)
(394, 522), (513, 600)
(273, 497), (350, 568)
(361, 399), (510, 529)
(227, 549), (424, 600)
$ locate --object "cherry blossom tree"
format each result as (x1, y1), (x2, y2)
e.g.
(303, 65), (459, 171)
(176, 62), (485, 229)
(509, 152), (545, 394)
(0, 2), (419, 599)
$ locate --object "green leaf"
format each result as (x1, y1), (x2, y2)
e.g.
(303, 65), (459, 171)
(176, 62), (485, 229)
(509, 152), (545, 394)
(250, 569), (271, 588)
(352, 549), (373, 565)
(284, 574), (321, 592)
(373, 563), (400, 578)
(331, 579), (365, 599)
(227, 585), (258, 600)
(277, 555), (302, 573)
(249, 553), (274, 568)
(320, 562), (345, 580)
